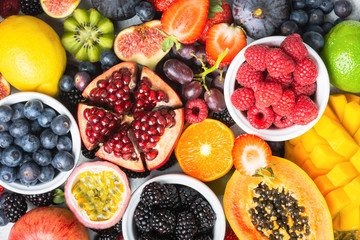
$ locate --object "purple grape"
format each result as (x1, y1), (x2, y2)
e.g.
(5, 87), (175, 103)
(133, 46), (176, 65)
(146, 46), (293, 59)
(163, 59), (193, 84)
(192, 44), (207, 67)
(182, 81), (202, 101)
(204, 88), (226, 113)
(172, 43), (197, 61)
(210, 74), (225, 92)
(74, 71), (91, 91)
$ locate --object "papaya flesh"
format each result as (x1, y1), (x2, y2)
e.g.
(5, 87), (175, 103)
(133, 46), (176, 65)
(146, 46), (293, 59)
(224, 156), (333, 240)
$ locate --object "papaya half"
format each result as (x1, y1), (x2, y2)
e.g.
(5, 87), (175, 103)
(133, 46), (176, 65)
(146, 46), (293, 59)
(223, 156), (333, 240)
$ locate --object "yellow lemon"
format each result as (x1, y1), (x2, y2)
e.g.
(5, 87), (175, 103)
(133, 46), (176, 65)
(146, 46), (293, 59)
(0, 15), (66, 96)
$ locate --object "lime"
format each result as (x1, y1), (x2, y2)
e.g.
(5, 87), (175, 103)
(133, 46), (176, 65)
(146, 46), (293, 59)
(321, 20), (360, 93)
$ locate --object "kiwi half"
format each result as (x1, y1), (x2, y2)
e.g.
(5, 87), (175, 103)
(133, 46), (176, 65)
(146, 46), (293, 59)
(62, 8), (115, 62)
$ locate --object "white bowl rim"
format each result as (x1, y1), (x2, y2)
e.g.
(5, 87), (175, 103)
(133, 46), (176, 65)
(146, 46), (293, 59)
(122, 173), (226, 239)
(224, 36), (330, 142)
(0, 92), (81, 194)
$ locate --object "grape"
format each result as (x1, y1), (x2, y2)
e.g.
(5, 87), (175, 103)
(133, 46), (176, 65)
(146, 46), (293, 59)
(210, 74), (225, 91)
(192, 44), (207, 67)
(182, 81), (202, 101)
(204, 88), (226, 113)
(163, 59), (193, 84)
(172, 43), (197, 61)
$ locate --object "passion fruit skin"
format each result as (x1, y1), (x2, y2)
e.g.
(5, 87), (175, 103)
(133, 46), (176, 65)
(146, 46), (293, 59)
(64, 161), (131, 229)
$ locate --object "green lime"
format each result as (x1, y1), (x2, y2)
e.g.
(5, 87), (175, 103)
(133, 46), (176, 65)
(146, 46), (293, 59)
(321, 20), (360, 93)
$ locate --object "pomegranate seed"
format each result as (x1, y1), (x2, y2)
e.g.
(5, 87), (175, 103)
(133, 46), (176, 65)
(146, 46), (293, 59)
(96, 110), (105, 118)
(114, 151), (122, 157)
(124, 101), (132, 110)
(92, 123), (102, 132)
(150, 135), (160, 143)
(97, 79), (107, 88)
(146, 142), (156, 148)
(147, 117), (156, 126)
(112, 71), (121, 80)
(108, 94), (116, 102)
(140, 133), (148, 141)
(139, 85), (150, 94)
(148, 91), (157, 102)
(156, 126), (165, 135)
(157, 90), (168, 102)
(122, 144), (131, 153)
(145, 149), (158, 161)
(133, 129), (141, 139)
(89, 89), (97, 98)
(123, 93), (130, 101)
(141, 77), (152, 87)
(84, 109), (90, 119)
(88, 137), (95, 143)
(106, 83), (116, 93)
(99, 89), (108, 98)
(116, 89), (125, 98)
(135, 99), (144, 108)
(141, 123), (149, 131)
(122, 153), (131, 160)
(152, 111), (160, 118)
(140, 116), (147, 122)
(138, 141), (146, 149)
(133, 120), (141, 130)
(157, 116), (166, 126)
(114, 105), (124, 114)
(85, 128), (92, 137)
(135, 92), (144, 99)
(114, 142), (123, 152)
(147, 127), (157, 135)
(123, 86), (130, 93)
(114, 79), (123, 88)
(92, 131), (101, 139)
(122, 136), (130, 144)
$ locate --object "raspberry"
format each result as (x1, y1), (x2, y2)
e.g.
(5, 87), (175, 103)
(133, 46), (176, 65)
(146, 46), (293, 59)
(273, 114), (294, 128)
(185, 99), (208, 123)
(247, 105), (274, 129)
(254, 82), (283, 109)
(280, 34), (308, 62)
(293, 57), (318, 86)
(235, 62), (264, 88)
(272, 89), (295, 116)
(266, 48), (295, 77)
(291, 81), (316, 96)
(244, 45), (270, 71)
(265, 73), (293, 88)
(292, 95), (319, 125)
(0, 0), (20, 18)
(231, 88), (255, 111)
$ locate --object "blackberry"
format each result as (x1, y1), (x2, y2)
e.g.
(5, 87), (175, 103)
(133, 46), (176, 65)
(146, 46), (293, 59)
(138, 233), (157, 240)
(95, 229), (119, 240)
(58, 88), (85, 117)
(157, 152), (178, 171)
(190, 197), (216, 233)
(178, 185), (201, 207)
(20, 0), (43, 16)
(194, 234), (212, 240)
(24, 190), (55, 207)
(121, 167), (150, 179)
(159, 184), (180, 209)
(81, 142), (99, 159)
(150, 209), (176, 235)
(3, 193), (28, 222)
(91, 220), (122, 235)
(140, 182), (168, 207)
(134, 202), (153, 233)
(211, 108), (235, 127)
(175, 211), (198, 239)
(112, 219), (122, 233)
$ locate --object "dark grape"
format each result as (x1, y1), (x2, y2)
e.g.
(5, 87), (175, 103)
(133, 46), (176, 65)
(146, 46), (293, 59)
(210, 74), (225, 92)
(182, 81), (202, 101)
(163, 59), (193, 84)
(334, 0), (352, 18)
(204, 88), (226, 113)
(172, 43), (197, 61)
(192, 44), (206, 67)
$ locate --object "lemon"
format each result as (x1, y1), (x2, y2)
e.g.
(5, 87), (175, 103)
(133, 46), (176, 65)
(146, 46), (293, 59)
(321, 20), (360, 93)
(0, 15), (66, 96)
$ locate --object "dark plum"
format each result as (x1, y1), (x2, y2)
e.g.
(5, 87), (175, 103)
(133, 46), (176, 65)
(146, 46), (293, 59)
(52, 151), (75, 171)
(135, 1), (155, 22)
(33, 148), (52, 166)
(182, 81), (203, 101)
(163, 59), (193, 84)
(51, 115), (71, 136)
(319, 0), (334, 14)
(40, 129), (58, 149)
(0, 105), (13, 122)
(74, 71), (91, 91)
(280, 20), (299, 35)
(289, 10), (308, 26)
(58, 75), (74, 92)
(334, 0), (352, 18)
(302, 31), (325, 52)
(308, 9), (324, 25)
(204, 88), (226, 113)
(172, 43), (197, 61)
(0, 166), (17, 183)
(24, 100), (43, 120)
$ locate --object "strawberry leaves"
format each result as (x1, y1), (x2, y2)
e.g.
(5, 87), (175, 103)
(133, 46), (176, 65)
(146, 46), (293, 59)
(208, 0), (223, 19)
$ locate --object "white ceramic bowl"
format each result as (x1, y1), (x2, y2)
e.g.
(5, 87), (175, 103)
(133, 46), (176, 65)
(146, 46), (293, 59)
(224, 36), (330, 141)
(122, 174), (226, 239)
(0, 92), (81, 194)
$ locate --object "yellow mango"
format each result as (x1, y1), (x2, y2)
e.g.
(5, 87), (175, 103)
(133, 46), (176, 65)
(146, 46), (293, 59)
(345, 93), (360, 104)
(301, 128), (327, 153)
(354, 128), (360, 145)
(333, 215), (341, 230)
(344, 176), (360, 201)
(329, 94), (348, 122)
(325, 188), (351, 218)
(314, 114), (346, 140)
(284, 141), (294, 160)
(323, 104), (338, 121)
(340, 204), (360, 231)
(327, 162), (358, 187)
(324, 127), (358, 159)
(302, 159), (328, 180)
(290, 142), (310, 167)
(314, 175), (337, 196)
(350, 148), (360, 172)
(343, 101), (360, 136)
(310, 144), (346, 170)
(288, 136), (301, 146)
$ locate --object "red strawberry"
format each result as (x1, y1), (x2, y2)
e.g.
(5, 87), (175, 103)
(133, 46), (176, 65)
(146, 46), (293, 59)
(0, 0), (20, 18)
(247, 105), (274, 130)
(224, 225), (238, 240)
(198, 0), (233, 44)
(206, 23), (247, 67)
(161, 0), (209, 44)
(244, 45), (271, 71)
(232, 133), (272, 176)
(146, 0), (176, 12)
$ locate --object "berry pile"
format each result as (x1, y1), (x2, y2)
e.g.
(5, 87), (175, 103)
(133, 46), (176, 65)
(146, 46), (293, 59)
(134, 182), (216, 239)
(231, 34), (319, 130)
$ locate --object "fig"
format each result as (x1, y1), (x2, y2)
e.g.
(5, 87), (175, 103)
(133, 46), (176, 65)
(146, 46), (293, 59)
(0, 74), (11, 100)
(41, 0), (81, 19)
(114, 20), (170, 70)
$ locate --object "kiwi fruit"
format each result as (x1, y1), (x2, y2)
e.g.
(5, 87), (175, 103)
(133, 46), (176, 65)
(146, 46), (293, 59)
(334, 231), (360, 240)
(62, 8), (115, 62)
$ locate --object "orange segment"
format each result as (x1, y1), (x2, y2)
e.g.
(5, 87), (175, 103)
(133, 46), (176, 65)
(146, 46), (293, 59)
(175, 119), (234, 182)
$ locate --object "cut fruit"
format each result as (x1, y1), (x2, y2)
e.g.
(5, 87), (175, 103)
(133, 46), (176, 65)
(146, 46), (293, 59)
(79, 62), (184, 172)
(114, 20), (169, 70)
(175, 119), (234, 182)
(0, 74), (11, 100)
(64, 161), (131, 229)
(41, 0), (81, 18)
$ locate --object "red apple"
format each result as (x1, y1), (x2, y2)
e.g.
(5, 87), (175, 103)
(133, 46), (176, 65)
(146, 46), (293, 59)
(9, 207), (89, 240)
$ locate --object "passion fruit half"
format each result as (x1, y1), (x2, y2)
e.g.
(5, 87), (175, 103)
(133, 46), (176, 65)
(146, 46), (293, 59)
(64, 161), (131, 229)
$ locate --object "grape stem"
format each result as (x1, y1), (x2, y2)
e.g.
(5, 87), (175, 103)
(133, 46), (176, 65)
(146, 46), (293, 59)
(192, 48), (229, 94)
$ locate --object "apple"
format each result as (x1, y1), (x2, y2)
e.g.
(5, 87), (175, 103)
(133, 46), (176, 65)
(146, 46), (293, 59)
(9, 207), (89, 240)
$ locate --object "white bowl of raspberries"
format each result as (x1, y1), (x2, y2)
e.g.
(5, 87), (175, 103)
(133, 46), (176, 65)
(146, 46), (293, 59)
(0, 92), (81, 194)
(224, 34), (330, 141)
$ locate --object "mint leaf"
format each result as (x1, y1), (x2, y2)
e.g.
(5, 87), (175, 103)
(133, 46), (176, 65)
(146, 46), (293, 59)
(208, 0), (223, 19)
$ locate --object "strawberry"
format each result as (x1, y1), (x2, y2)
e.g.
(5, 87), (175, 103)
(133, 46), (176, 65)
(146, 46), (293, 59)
(206, 23), (247, 67)
(198, 0), (233, 44)
(224, 225), (238, 240)
(146, 0), (176, 12)
(232, 134), (272, 176)
(161, 0), (209, 44)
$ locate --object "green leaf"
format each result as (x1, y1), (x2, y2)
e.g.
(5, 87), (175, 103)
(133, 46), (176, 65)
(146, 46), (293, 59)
(208, 0), (223, 19)
(162, 38), (174, 52)
(52, 188), (66, 204)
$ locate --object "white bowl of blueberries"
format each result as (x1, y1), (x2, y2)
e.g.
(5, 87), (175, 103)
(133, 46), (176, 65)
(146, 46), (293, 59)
(0, 92), (81, 194)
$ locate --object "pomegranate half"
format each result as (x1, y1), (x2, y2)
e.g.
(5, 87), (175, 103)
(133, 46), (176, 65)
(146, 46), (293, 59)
(64, 161), (131, 229)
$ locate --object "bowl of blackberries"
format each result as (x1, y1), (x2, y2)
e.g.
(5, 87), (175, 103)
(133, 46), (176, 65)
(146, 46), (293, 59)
(122, 174), (226, 240)
(0, 92), (81, 194)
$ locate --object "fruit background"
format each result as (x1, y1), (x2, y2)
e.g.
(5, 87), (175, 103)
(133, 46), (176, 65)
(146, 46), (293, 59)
(1, 0), (360, 239)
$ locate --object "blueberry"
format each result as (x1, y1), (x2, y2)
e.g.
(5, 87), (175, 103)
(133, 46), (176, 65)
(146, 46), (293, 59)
(78, 61), (99, 77)
(302, 31), (325, 52)
(1, 145), (23, 167)
(293, 0), (306, 9)
(14, 137), (22, 147)
(0, 121), (10, 132)
(33, 148), (52, 166)
(0, 105), (13, 122)
(38, 165), (55, 183)
(135, 1), (156, 22)
(20, 178), (38, 186)
(319, 0), (334, 14)
(31, 120), (43, 134)
(334, 17), (345, 25)
(57, 135), (72, 152)
(280, 20), (299, 36)
(305, 24), (324, 35)
(24, 100), (44, 120)
(100, 49), (120, 71)
(19, 161), (40, 183)
(0, 166), (17, 183)
(40, 129), (58, 149)
(21, 134), (41, 153)
(38, 108), (57, 128)
(52, 151), (74, 171)
(22, 153), (33, 164)
(11, 103), (25, 120)
(334, 0), (352, 18)
(51, 115), (71, 136)
(9, 119), (30, 138)
(305, 0), (322, 8)
(289, 10), (309, 26)
(58, 75), (75, 92)
(308, 9), (324, 25)
(0, 132), (13, 148)
(322, 22), (335, 35)
(0, 209), (8, 226)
